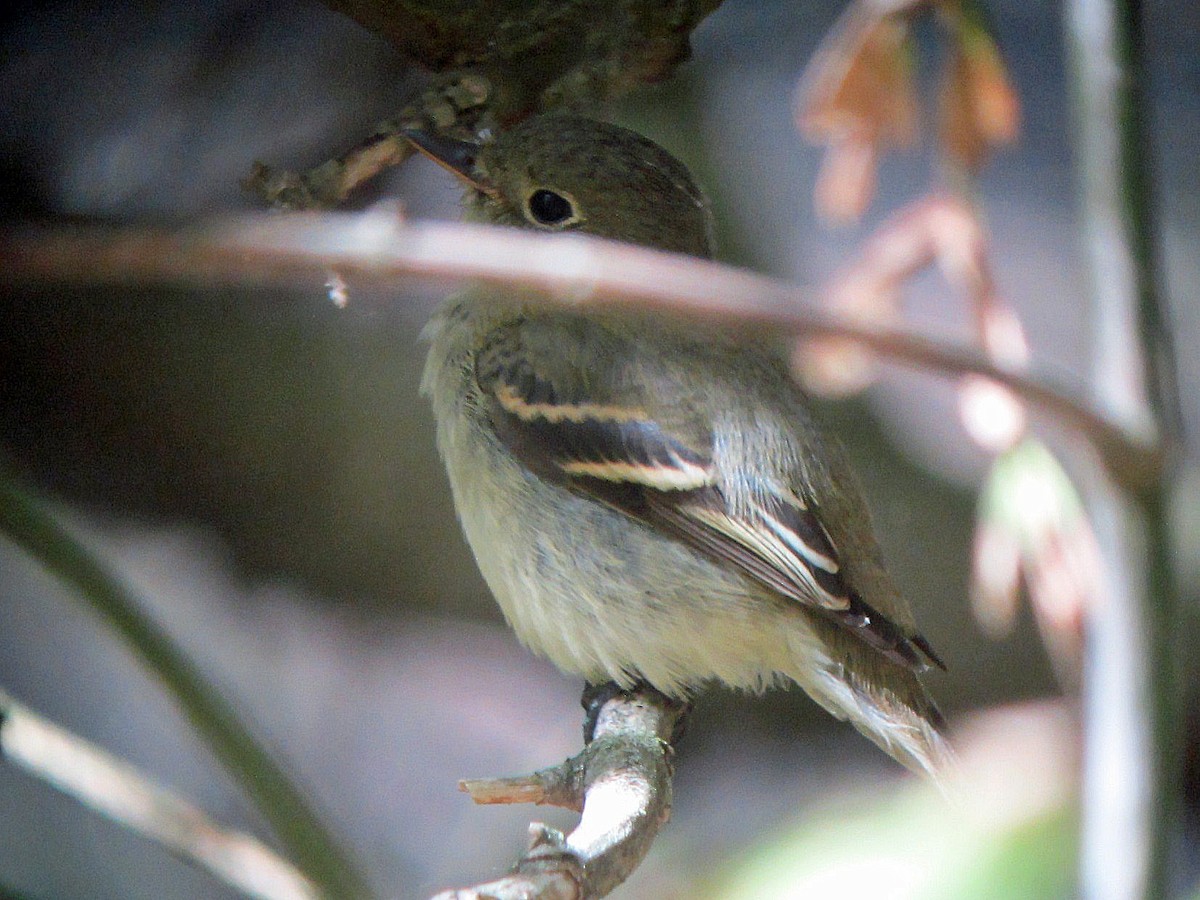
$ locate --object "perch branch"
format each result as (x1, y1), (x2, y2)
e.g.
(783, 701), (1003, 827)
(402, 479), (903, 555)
(0, 689), (317, 900)
(1, 213), (1160, 490)
(431, 689), (685, 900)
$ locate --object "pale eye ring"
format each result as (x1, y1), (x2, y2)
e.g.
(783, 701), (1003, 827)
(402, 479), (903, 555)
(526, 189), (579, 227)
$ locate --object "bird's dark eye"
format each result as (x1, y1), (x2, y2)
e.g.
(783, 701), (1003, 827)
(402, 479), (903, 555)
(527, 189), (576, 226)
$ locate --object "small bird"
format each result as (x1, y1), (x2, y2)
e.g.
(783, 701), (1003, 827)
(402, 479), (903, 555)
(414, 115), (951, 777)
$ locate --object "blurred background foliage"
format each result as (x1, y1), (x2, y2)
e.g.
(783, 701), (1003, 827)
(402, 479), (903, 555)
(0, 0), (1197, 897)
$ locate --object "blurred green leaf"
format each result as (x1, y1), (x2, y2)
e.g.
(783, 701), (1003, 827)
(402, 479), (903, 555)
(928, 805), (1076, 900)
(708, 780), (1075, 900)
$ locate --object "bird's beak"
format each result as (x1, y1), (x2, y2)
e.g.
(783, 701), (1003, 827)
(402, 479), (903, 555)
(401, 129), (497, 195)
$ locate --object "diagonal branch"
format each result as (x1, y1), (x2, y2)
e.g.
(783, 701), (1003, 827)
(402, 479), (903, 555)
(1, 213), (1160, 491)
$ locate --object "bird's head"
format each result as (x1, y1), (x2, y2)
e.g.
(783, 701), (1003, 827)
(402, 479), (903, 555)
(405, 115), (714, 259)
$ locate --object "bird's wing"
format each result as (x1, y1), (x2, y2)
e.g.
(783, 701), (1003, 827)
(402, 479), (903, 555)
(474, 318), (944, 673)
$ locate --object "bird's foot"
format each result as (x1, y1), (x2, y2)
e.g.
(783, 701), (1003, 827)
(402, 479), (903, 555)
(581, 680), (691, 746)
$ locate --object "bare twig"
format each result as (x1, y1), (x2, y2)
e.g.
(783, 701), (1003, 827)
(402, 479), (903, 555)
(460, 763), (584, 810)
(431, 690), (685, 900)
(0, 689), (317, 900)
(245, 133), (415, 210)
(0, 213), (1160, 490)
(243, 72), (492, 209)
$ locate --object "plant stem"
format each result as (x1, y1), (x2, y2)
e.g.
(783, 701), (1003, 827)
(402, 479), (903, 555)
(1064, 0), (1180, 897)
(0, 478), (373, 900)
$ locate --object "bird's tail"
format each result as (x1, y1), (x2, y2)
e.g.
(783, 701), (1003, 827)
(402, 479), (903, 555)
(797, 657), (956, 784)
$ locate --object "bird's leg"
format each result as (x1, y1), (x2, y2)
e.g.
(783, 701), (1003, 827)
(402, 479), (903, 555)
(581, 681), (624, 743)
(581, 681), (692, 746)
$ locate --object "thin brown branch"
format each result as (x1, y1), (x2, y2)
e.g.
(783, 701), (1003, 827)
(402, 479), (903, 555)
(432, 690), (684, 900)
(244, 134), (415, 210)
(243, 71), (494, 210)
(0, 212), (1160, 488)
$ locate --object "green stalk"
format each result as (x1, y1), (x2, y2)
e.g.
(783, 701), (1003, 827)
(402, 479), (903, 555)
(0, 477), (372, 899)
(1064, 0), (1181, 897)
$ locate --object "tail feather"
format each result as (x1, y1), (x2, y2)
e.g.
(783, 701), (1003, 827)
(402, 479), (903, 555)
(803, 664), (955, 784)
